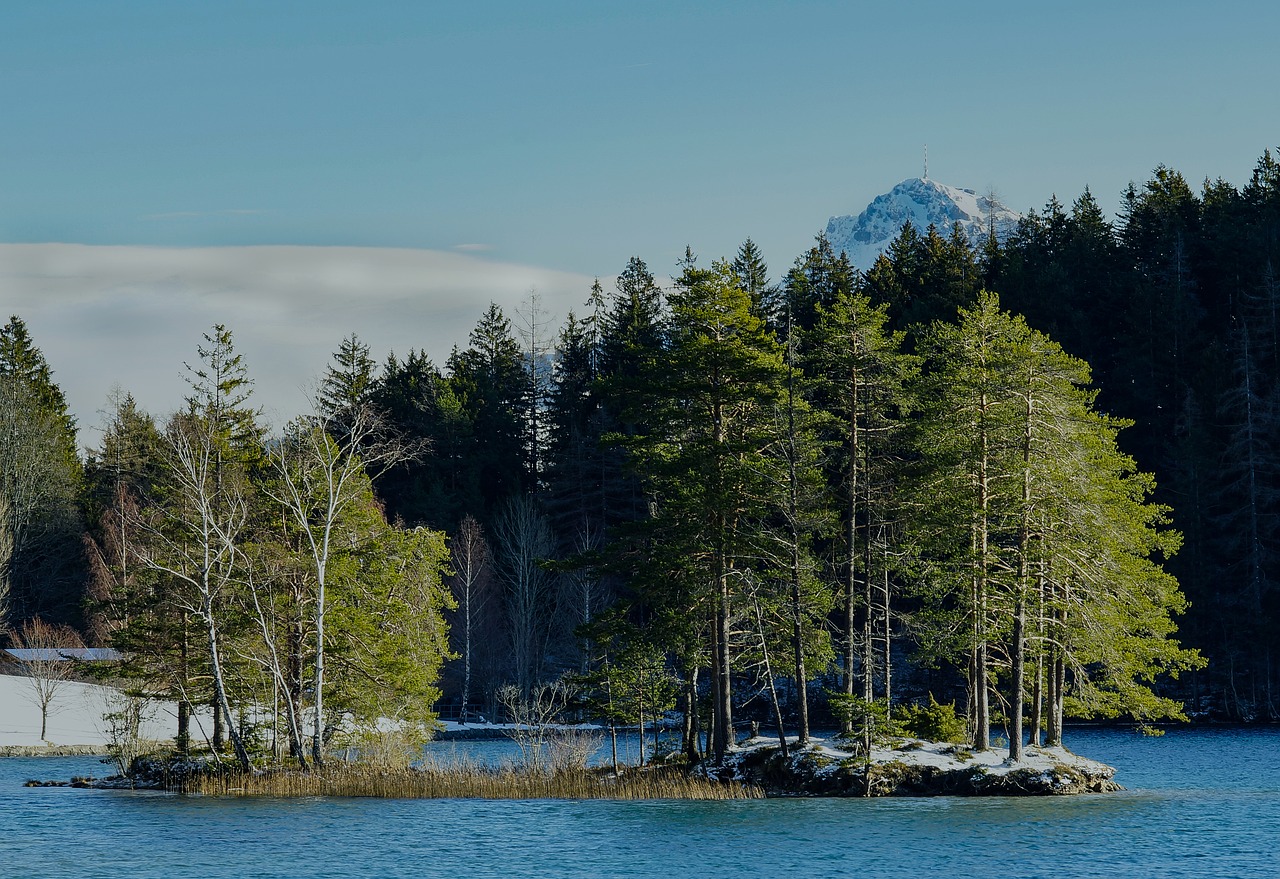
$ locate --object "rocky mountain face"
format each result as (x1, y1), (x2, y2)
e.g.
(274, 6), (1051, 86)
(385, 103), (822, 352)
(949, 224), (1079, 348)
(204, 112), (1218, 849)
(825, 177), (1020, 270)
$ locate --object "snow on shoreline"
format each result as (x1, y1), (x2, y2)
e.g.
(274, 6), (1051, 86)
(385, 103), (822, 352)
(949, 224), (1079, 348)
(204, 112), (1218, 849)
(0, 672), (178, 749)
(737, 734), (1114, 778)
(0, 673), (599, 751)
(718, 735), (1120, 796)
(0, 668), (1113, 789)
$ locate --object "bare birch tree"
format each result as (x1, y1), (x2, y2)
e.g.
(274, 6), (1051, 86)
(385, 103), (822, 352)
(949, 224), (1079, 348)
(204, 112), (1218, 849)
(450, 515), (491, 721)
(266, 396), (416, 766)
(135, 412), (253, 771)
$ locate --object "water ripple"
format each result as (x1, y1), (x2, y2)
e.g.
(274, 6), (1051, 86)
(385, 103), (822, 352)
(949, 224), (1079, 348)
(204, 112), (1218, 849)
(2, 729), (1278, 879)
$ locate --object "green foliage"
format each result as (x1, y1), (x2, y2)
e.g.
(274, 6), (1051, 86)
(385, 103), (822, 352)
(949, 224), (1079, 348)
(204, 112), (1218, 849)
(446, 304), (532, 518)
(860, 221), (982, 334)
(895, 696), (966, 744)
(577, 626), (678, 729)
(912, 292), (1202, 745)
(0, 316), (86, 625)
(782, 234), (855, 334)
(326, 501), (454, 731)
(828, 694), (899, 748)
(39, 150), (1280, 761)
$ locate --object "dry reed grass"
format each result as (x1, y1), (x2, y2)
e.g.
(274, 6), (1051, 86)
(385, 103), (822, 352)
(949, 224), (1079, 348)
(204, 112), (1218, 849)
(182, 762), (762, 800)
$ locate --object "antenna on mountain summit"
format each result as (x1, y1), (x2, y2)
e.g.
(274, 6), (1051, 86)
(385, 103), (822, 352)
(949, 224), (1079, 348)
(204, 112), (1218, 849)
(923, 144), (928, 181)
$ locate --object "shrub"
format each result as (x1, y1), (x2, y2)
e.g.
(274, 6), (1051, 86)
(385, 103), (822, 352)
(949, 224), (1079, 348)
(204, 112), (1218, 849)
(895, 695), (966, 743)
(828, 694), (901, 751)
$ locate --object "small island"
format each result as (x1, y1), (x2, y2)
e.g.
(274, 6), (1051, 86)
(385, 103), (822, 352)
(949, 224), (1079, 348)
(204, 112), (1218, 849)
(23, 730), (1119, 799)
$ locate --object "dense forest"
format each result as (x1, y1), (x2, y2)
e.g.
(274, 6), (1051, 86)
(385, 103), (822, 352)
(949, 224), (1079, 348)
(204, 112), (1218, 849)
(3, 151), (1279, 763)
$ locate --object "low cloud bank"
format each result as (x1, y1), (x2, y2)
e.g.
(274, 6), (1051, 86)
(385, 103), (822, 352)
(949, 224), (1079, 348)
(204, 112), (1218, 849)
(0, 244), (598, 444)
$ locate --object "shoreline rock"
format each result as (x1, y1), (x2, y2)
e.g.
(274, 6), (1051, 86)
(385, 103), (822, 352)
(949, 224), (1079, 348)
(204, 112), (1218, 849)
(701, 737), (1122, 797)
(1, 744), (109, 758)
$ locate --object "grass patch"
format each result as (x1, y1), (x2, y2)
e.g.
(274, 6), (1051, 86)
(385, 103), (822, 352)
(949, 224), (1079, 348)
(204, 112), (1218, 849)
(179, 762), (762, 800)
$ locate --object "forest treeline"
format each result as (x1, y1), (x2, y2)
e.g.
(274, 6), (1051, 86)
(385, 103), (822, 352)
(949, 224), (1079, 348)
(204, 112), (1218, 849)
(2, 151), (1279, 763)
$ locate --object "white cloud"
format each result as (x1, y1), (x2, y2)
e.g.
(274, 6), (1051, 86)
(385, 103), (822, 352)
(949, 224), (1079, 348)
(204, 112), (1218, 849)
(0, 244), (598, 447)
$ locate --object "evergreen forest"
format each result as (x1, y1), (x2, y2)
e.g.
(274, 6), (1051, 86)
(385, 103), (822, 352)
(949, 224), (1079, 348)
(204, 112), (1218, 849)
(5, 152), (1280, 763)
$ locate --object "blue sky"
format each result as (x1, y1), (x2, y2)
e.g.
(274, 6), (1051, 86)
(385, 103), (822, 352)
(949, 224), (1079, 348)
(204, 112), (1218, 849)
(1, 1), (1278, 437)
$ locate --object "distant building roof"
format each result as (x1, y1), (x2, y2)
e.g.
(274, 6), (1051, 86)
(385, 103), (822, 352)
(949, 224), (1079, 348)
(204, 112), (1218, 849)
(2, 648), (122, 662)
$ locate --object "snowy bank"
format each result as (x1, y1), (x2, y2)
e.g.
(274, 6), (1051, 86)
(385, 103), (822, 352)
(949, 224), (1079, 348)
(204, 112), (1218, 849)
(0, 672), (178, 751)
(703, 736), (1121, 797)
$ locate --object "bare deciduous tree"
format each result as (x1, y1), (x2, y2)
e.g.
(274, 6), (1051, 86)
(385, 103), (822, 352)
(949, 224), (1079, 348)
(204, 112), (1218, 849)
(450, 515), (491, 722)
(12, 617), (86, 741)
(493, 494), (555, 697)
(498, 678), (577, 774)
(97, 685), (153, 776)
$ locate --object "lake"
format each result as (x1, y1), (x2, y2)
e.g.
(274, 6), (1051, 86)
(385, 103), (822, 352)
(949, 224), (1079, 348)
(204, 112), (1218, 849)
(2, 727), (1277, 878)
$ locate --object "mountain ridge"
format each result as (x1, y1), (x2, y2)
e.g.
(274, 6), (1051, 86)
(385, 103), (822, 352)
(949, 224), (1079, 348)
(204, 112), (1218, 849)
(825, 177), (1020, 270)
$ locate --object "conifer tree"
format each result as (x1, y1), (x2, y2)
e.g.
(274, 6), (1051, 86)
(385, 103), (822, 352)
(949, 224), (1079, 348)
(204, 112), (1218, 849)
(84, 392), (166, 648)
(319, 334), (378, 440)
(622, 260), (788, 760)
(0, 316), (85, 626)
(596, 258), (668, 528)
(805, 290), (917, 725)
(782, 234), (856, 334)
(372, 349), (464, 528)
(731, 238), (776, 323)
(914, 293), (1200, 755)
(448, 304), (532, 519)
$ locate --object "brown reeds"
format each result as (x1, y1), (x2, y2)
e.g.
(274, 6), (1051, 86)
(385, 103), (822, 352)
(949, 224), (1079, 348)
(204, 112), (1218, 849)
(181, 762), (762, 800)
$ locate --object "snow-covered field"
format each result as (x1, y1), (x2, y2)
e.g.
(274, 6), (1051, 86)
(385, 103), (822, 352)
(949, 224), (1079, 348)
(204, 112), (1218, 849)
(0, 671), (599, 750)
(0, 672), (178, 748)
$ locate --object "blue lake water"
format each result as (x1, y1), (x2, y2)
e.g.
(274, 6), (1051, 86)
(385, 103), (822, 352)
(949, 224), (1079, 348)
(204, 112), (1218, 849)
(2, 727), (1278, 879)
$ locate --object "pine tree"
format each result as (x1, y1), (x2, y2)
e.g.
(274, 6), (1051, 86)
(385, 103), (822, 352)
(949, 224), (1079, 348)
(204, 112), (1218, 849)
(861, 222), (982, 333)
(1213, 321), (1280, 715)
(731, 238), (776, 323)
(763, 315), (833, 745)
(371, 349), (466, 528)
(319, 334), (378, 442)
(782, 235), (856, 334)
(596, 259), (668, 528)
(0, 316), (85, 625)
(84, 391), (165, 645)
(448, 304), (533, 519)
(543, 306), (615, 656)
(914, 293), (1201, 754)
(622, 260), (788, 760)
(805, 290), (917, 727)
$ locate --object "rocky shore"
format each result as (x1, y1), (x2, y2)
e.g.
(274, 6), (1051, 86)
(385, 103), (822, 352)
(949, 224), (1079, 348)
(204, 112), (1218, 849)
(701, 736), (1122, 797)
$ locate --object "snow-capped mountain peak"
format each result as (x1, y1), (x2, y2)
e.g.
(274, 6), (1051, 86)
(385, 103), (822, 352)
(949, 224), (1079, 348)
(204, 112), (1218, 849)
(825, 177), (1019, 270)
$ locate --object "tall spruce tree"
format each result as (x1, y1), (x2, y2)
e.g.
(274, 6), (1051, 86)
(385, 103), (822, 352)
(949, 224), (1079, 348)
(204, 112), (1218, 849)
(0, 316), (85, 626)
(805, 290), (917, 726)
(782, 235), (856, 334)
(621, 260), (788, 760)
(448, 304), (532, 520)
